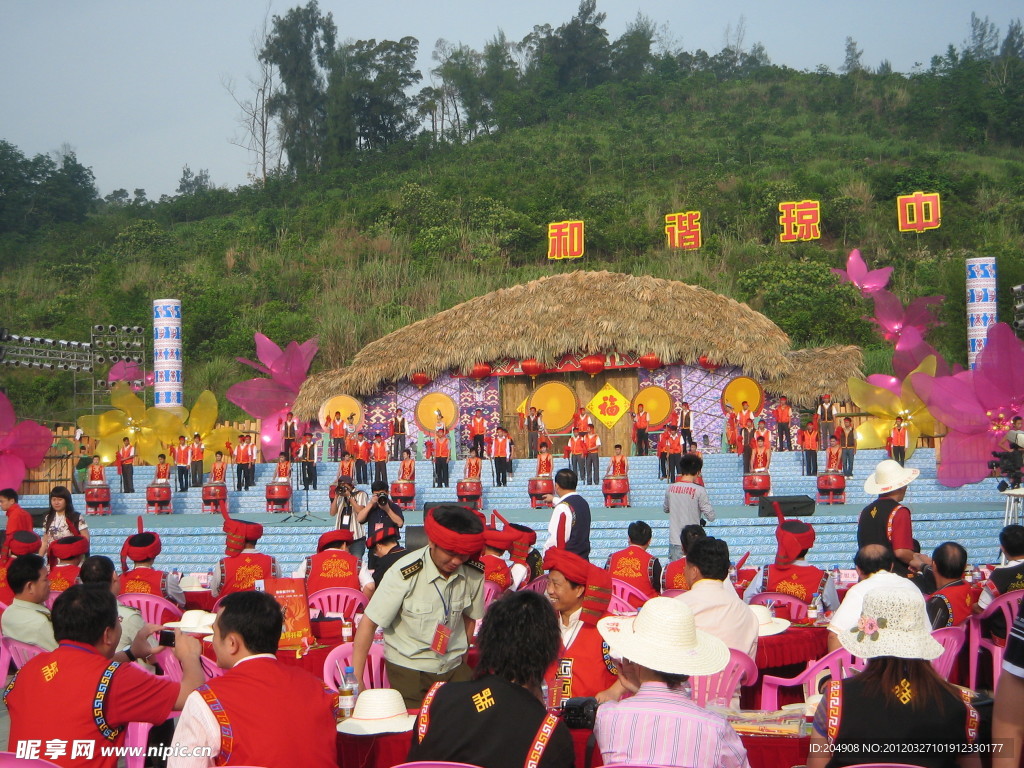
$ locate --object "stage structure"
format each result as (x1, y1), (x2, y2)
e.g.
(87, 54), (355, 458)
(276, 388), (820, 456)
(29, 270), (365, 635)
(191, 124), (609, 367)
(966, 257), (996, 369)
(293, 272), (863, 458)
(153, 299), (183, 409)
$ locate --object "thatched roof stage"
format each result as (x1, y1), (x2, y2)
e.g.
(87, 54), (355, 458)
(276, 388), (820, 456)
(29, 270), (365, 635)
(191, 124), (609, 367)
(765, 347), (865, 408)
(295, 271), (862, 417)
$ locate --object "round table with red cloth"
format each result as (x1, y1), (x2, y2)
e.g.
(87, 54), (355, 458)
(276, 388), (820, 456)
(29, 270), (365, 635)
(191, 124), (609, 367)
(755, 625), (828, 670)
(337, 727), (414, 768)
(276, 643), (338, 678)
(183, 589), (216, 612)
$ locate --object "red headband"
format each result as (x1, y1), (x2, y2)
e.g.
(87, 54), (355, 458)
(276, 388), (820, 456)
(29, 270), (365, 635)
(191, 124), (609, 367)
(507, 524), (538, 566)
(9, 530), (42, 557)
(424, 509), (485, 556)
(543, 547), (612, 625)
(774, 500), (816, 570)
(51, 536), (89, 561)
(483, 527), (519, 553)
(221, 507), (263, 556)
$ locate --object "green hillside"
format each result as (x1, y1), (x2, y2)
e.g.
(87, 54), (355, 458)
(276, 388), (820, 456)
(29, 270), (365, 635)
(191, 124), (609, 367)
(2, 4), (1023, 423)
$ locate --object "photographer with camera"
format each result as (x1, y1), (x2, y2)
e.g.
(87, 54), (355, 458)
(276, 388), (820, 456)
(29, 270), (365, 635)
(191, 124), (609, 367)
(989, 429), (1024, 491)
(330, 475), (368, 560)
(357, 480), (405, 568)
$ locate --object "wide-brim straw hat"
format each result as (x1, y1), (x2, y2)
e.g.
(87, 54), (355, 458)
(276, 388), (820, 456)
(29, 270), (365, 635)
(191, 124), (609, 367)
(163, 610), (216, 636)
(838, 588), (942, 661)
(863, 459), (919, 495)
(597, 597), (729, 676)
(336, 689), (416, 735)
(749, 604), (790, 636)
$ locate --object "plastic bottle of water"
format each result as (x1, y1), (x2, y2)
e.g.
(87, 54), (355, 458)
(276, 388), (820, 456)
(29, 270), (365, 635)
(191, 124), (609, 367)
(831, 564), (841, 585)
(338, 666), (360, 719)
(728, 563), (737, 584)
(807, 593), (820, 621)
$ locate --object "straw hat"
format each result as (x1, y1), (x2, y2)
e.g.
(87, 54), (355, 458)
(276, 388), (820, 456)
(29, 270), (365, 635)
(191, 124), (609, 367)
(863, 459), (920, 495)
(164, 610), (216, 636)
(336, 689), (416, 735)
(597, 597), (729, 676)
(838, 588), (942, 661)
(749, 604), (790, 636)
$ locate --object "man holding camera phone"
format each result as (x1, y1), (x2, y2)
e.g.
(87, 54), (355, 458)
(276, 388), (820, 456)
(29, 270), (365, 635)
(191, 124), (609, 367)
(357, 480), (405, 568)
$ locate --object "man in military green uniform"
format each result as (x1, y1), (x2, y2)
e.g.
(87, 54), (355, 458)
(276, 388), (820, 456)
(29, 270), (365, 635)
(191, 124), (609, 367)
(352, 504), (486, 708)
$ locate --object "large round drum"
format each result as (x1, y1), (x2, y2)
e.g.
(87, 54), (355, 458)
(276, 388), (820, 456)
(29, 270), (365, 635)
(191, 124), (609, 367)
(146, 484), (172, 503)
(266, 482), (291, 501)
(85, 486), (111, 503)
(457, 479), (482, 500)
(818, 472), (846, 492)
(202, 483), (227, 502)
(528, 476), (554, 498)
(391, 480), (415, 501)
(742, 473), (771, 493)
(603, 475), (630, 498)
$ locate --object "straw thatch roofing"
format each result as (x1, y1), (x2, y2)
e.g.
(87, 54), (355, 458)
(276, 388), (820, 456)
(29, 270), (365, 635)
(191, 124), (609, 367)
(296, 271), (803, 415)
(764, 346), (865, 408)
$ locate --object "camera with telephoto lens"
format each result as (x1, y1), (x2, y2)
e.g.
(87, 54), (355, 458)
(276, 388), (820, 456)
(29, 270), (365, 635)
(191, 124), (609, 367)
(991, 432), (1024, 491)
(559, 697), (597, 729)
(377, 491), (389, 505)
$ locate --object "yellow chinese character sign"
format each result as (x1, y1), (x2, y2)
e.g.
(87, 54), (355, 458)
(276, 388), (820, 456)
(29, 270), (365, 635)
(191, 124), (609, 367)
(778, 200), (821, 242)
(547, 220), (585, 259)
(897, 191), (941, 233)
(665, 211), (702, 250)
(586, 383), (629, 429)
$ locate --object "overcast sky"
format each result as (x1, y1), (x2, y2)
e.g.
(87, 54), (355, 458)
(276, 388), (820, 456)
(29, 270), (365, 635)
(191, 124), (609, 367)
(1, 1), (1019, 198)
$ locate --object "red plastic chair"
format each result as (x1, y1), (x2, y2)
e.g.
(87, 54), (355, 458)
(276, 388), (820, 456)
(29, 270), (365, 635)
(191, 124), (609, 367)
(930, 626), (966, 680)
(117, 593), (184, 625)
(610, 579), (650, 608)
(323, 641), (389, 691)
(749, 592), (809, 621)
(0, 752), (63, 767)
(483, 580), (503, 609)
(308, 587), (368, 618)
(966, 591), (1023, 691)
(760, 647), (860, 711)
(5, 638), (46, 669)
(522, 575), (548, 593)
(690, 648), (758, 707)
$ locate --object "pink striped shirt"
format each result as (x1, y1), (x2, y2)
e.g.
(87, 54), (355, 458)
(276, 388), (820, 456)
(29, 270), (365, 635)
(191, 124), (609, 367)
(594, 681), (751, 768)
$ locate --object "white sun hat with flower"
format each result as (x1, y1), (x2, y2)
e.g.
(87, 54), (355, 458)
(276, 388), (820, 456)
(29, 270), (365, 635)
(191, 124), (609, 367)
(838, 588), (942, 661)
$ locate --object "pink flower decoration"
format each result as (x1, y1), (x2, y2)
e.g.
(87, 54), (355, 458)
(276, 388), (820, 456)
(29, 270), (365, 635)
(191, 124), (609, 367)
(868, 291), (943, 346)
(831, 249), (893, 296)
(227, 333), (318, 460)
(857, 616), (879, 636)
(0, 392), (53, 493)
(911, 323), (1024, 487)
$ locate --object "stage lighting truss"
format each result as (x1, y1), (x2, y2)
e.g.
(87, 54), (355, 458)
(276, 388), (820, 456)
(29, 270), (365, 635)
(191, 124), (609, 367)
(0, 327), (95, 371)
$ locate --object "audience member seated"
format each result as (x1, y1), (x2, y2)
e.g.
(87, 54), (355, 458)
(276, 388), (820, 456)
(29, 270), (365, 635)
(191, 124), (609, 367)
(975, 524), (1024, 640)
(925, 542), (974, 629)
(676, 537), (759, 659)
(407, 590), (574, 768)
(595, 597), (750, 768)
(480, 526), (519, 591)
(170, 590), (340, 768)
(993, 612), (1024, 762)
(0, 530), (43, 605)
(6, 584), (202, 768)
(0, 488), (35, 560)
(605, 520), (662, 601)
(808, 588), (980, 768)
(303, 529), (374, 596)
(81, 555), (154, 665)
(48, 535), (90, 592)
(662, 524), (706, 592)
(827, 544), (922, 652)
(542, 547), (623, 703)
(368, 523), (406, 586)
(211, 512), (279, 598)
(744, 517), (839, 611)
(119, 519), (185, 607)
(1, 554), (57, 650)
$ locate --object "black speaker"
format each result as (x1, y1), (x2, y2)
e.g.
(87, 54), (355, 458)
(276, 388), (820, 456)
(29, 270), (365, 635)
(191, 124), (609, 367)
(405, 524), (426, 551)
(422, 501), (479, 518)
(758, 494), (815, 517)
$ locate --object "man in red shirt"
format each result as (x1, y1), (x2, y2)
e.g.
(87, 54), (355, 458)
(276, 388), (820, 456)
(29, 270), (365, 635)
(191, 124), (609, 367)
(211, 512), (280, 598)
(303, 529), (373, 596)
(0, 488), (35, 560)
(492, 426), (513, 487)
(6, 584), (202, 768)
(355, 431), (371, 485)
(858, 459), (930, 577)
(119, 519), (185, 607)
(171, 590), (339, 768)
(663, 424), (684, 483)
(371, 432), (389, 486)
(0, 531), (42, 605)
(889, 415), (909, 467)
(605, 521), (661, 604)
(433, 427), (451, 488)
(772, 396), (793, 451)
(48, 536), (89, 593)
(632, 404), (650, 456)
(189, 433), (205, 489)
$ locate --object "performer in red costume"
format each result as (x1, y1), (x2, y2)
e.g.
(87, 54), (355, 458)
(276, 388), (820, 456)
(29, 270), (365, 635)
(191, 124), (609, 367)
(48, 536), (89, 592)
(211, 509), (279, 598)
(399, 449), (416, 481)
(0, 489), (34, 561)
(481, 527), (519, 591)
(605, 521), (661, 604)
(119, 518), (185, 607)
(303, 530), (372, 595)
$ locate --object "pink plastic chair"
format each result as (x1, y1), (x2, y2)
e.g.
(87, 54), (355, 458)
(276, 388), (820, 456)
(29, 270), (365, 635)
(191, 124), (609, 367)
(690, 648), (758, 707)
(607, 594), (638, 615)
(760, 647), (860, 710)
(930, 626), (966, 680)
(323, 641), (389, 691)
(5, 638), (46, 669)
(0, 752), (63, 767)
(843, 764), (923, 768)
(393, 763), (482, 768)
(749, 592), (809, 621)
(308, 587), (368, 618)
(483, 580), (503, 608)
(44, 591), (61, 609)
(966, 591), (1023, 691)
(200, 655), (225, 678)
(661, 588), (687, 598)
(610, 579), (650, 607)
(522, 575), (548, 593)
(117, 593), (184, 625)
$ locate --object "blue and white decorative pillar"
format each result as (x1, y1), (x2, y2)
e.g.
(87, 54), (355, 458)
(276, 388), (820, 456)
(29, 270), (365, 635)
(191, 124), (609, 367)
(966, 258), (997, 369)
(153, 299), (183, 408)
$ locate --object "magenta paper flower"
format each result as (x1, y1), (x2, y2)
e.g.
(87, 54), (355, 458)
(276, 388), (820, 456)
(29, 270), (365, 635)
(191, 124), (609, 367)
(868, 290), (943, 346)
(911, 323), (1024, 487)
(107, 360), (155, 391)
(0, 392), (53, 492)
(226, 333), (318, 460)
(831, 249), (892, 296)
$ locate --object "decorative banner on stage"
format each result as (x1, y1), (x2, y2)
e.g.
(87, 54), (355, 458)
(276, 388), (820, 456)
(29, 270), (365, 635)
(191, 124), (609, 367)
(897, 191), (941, 233)
(965, 256), (997, 369)
(547, 220), (585, 259)
(152, 298), (183, 409)
(665, 211), (702, 250)
(778, 201), (821, 242)
(586, 383), (628, 429)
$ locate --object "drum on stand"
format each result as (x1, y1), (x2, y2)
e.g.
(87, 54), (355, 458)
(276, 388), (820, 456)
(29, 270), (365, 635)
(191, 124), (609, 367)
(266, 482), (292, 513)
(456, 479), (483, 510)
(146, 483), (172, 514)
(390, 480), (416, 511)
(602, 475), (630, 508)
(742, 472), (771, 506)
(528, 476), (554, 509)
(85, 485), (111, 515)
(816, 470), (846, 504)
(202, 482), (228, 514)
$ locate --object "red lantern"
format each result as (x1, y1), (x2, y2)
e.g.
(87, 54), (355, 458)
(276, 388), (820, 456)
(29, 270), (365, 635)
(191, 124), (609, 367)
(411, 372), (432, 389)
(520, 358), (545, 378)
(468, 362), (492, 380)
(698, 355), (721, 371)
(580, 354), (605, 377)
(638, 353), (662, 371)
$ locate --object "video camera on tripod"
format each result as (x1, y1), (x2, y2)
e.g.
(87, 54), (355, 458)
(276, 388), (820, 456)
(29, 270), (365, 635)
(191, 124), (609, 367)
(990, 430), (1024, 491)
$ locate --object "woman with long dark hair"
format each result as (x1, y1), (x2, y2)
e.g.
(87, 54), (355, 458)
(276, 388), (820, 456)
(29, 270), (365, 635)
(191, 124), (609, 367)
(40, 486), (89, 558)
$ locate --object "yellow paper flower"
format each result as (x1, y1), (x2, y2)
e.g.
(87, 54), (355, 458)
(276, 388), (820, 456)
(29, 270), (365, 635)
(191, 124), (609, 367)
(847, 357), (940, 461)
(78, 383), (186, 466)
(186, 390), (241, 471)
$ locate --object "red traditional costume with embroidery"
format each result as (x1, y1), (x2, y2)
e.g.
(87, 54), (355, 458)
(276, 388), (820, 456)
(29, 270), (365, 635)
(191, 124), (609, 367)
(606, 544), (657, 599)
(662, 558), (689, 591)
(763, 564), (827, 604)
(481, 553), (513, 590)
(304, 550), (361, 593)
(48, 564), (81, 592)
(544, 623), (616, 699)
(931, 582), (975, 627)
(120, 567), (169, 599)
(219, 553), (276, 596)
